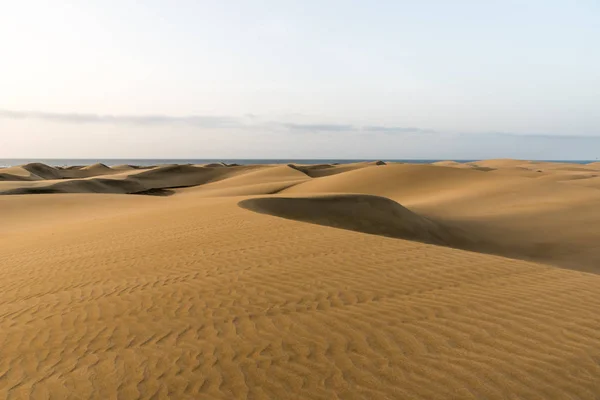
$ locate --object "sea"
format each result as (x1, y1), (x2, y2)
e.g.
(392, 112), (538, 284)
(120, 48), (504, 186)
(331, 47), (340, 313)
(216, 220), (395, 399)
(0, 158), (597, 168)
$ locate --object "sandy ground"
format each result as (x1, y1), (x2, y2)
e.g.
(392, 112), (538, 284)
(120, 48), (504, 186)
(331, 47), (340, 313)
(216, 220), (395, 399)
(2, 160), (600, 399)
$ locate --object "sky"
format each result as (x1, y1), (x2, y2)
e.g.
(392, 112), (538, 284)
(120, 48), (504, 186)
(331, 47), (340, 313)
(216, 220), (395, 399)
(1, 0), (599, 160)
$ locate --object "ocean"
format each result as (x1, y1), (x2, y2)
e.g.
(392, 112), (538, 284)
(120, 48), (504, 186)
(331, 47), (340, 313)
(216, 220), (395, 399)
(1, 158), (597, 168)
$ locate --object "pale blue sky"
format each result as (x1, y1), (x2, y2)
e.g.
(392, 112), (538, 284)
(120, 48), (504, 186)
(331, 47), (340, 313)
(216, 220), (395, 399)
(1, 1), (599, 159)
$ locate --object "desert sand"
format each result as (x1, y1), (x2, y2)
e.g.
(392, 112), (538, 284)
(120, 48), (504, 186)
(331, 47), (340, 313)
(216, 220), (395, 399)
(2, 159), (600, 399)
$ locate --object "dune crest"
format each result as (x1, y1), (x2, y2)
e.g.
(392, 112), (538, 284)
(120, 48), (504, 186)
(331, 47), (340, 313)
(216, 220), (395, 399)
(81, 162), (111, 172)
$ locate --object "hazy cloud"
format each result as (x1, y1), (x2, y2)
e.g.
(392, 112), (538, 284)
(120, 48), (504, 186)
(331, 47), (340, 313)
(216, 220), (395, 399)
(363, 126), (436, 134)
(3, 109), (596, 141)
(0, 109), (441, 135)
(0, 109), (243, 128)
(279, 123), (437, 134)
(488, 131), (600, 139)
(280, 123), (355, 132)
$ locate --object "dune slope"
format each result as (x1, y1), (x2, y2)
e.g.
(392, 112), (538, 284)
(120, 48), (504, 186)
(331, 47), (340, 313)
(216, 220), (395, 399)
(239, 194), (462, 246)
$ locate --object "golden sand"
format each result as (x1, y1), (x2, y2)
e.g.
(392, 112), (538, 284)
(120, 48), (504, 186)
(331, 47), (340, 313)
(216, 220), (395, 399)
(1, 160), (600, 398)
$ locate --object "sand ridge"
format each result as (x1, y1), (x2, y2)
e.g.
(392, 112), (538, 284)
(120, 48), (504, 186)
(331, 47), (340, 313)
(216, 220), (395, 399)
(2, 159), (600, 398)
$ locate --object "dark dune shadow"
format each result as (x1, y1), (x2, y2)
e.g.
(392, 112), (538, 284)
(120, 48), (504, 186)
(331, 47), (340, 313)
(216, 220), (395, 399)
(133, 188), (176, 196)
(239, 194), (471, 247)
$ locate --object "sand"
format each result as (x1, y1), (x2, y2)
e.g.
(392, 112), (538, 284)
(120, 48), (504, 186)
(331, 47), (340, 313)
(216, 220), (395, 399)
(2, 159), (600, 398)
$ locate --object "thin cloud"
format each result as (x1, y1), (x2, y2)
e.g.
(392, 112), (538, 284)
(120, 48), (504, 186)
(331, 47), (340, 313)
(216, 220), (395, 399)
(0, 109), (442, 135)
(489, 131), (600, 139)
(0, 109), (243, 128)
(363, 126), (436, 134)
(281, 123), (355, 132)
(9, 109), (590, 140)
(279, 123), (437, 134)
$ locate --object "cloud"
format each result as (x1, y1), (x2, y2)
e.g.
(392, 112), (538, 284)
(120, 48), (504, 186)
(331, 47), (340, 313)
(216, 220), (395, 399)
(0, 109), (243, 128)
(8, 109), (594, 140)
(279, 123), (436, 134)
(280, 123), (355, 132)
(488, 131), (600, 139)
(0, 109), (442, 136)
(363, 126), (437, 134)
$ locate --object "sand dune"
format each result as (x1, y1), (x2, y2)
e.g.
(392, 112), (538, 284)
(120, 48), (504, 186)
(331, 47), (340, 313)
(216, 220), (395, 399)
(288, 160), (386, 177)
(0, 171), (33, 181)
(173, 165), (311, 198)
(130, 164), (233, 188)
(467, 158), (528, 169)
(111, 164), (146, 170)
(280, 163), (600, 271)
(282, 163), (518, 204)
(21, 162), (65, 179)
(3, 160), (600, 398)
(3, 177), (148, 195)
(0, 162), (125, 181)
(182, 165), (307, 189)
(0, 164), (260, 195)
(0, 163), (63, 180)
(80, 162), (112, 173)
(431, 160), (472, 168)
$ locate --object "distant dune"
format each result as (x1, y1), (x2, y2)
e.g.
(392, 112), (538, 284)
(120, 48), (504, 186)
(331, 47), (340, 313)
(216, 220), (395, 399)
(288, 160), (387, 177)
(0, 163), (63, 180)
(2, 159), (600, 398)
